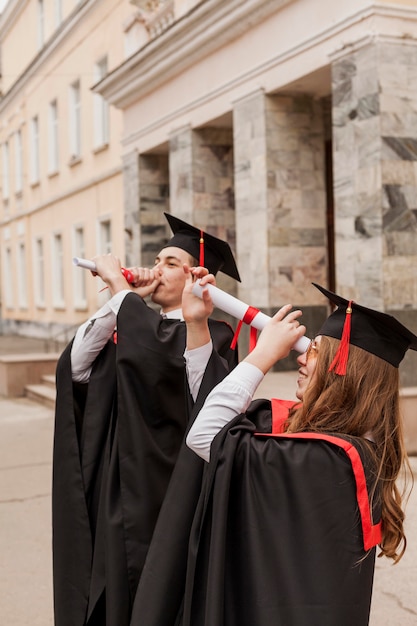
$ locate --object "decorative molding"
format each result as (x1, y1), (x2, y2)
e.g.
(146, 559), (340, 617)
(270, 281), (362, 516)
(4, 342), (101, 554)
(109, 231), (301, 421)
(0, 0), (95, 113)
(133, 0), (175, 38)
(94, 0), (294, 108)
(0, 165), (122, 226)
(329, 31), (417, 62)
(0, 0), (28, 39)
(96, 0), (417, 113)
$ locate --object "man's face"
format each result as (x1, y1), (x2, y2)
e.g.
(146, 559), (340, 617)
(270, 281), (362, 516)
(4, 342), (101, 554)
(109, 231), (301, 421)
(151, 246), (193, 311)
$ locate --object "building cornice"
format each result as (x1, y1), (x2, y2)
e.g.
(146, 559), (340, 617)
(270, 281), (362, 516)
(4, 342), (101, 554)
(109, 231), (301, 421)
(94, 0), (294, 108)
(0, 0), (97, 113)
(0, 0), (28, 39)
(96, 1), (417, 111)
(329, 3), (417, 61)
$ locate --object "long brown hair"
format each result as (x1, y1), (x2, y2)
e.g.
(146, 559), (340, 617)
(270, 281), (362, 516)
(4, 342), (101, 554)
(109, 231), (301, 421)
(287, 335), (413, 562)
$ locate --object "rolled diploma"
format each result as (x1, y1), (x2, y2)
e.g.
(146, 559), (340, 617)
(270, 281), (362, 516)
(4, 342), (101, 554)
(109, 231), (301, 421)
(73, 257), (96, 271)
(72, 257), (134, 283)
(192, 282), (310, 354)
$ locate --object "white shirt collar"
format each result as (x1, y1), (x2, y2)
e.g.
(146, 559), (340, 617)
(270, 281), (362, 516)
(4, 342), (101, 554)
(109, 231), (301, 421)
(161, 308), (183, 320)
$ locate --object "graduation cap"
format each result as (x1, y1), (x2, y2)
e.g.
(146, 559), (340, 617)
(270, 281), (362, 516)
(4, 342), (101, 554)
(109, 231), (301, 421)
(313, 283), (417, 374)
(163, 212), (241, 281)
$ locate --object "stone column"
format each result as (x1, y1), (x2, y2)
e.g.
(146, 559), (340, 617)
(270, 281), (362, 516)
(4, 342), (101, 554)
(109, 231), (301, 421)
(233, 90), (270, 307)
(122, 149), (141, 267)
(233, 90), (328, 364)
(169, 125), (194, 224)
(123, 151), (170, 268)
(332, 40), (417, 385)
(138, 153), (170, 267)
(168, 125), (236, 295)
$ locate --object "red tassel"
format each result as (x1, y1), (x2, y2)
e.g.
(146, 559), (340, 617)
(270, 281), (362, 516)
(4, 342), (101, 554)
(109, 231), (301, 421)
(328, 301), (353, 376)
(199, 230), (204, 267)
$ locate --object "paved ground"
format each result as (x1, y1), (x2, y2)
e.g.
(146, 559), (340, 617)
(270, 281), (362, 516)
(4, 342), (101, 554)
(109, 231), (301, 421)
(0, 364), (416, 625)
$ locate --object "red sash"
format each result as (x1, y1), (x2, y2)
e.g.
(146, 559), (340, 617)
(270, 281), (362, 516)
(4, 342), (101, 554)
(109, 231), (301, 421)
(255, 399), (382, 551)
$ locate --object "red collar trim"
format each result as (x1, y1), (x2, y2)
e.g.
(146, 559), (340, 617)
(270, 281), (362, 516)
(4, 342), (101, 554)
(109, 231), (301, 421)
(255, 400), (382, 551)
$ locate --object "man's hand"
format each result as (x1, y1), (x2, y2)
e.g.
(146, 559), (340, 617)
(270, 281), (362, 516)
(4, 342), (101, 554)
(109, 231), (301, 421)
(182, 265), (215, 323)
(182, 265), (215, 350)
(126, 266), (162, 298)
(92, 254), (131, 296)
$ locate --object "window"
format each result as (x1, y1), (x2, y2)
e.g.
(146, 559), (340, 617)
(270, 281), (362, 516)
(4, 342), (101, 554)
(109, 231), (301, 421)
(69, 81), (81, 160)
(96, 219), (111, 306)
(52, 233), (65, 307)
(48, 100), (59, 174)
(34, 237), (45, 307)
(15, 130), (23, 194)
(98, 219), (112, 254)
(93, 57), (109, 149)
(3, 246), (14, 308)
(73, 226), (86, 307)
(55, 0), (63, 27)
(2, 141), (10, 200)
(17, 242), (28, 308)
(30, 116), (40, 184)
(37, 0), (45, 50)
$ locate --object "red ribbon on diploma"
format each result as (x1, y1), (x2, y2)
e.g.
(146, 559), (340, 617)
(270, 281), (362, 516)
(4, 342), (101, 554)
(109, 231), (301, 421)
(231, 305), (260, 351)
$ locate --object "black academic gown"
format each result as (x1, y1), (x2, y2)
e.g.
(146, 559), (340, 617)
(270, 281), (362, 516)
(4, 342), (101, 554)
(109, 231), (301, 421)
(130, 349), (231, 626)
(181, 400), (382, 626)
(52, 292), (238, 626)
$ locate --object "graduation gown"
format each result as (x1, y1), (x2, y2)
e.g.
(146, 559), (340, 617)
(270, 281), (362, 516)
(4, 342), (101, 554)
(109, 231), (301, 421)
(52, 292), (238, 626)
(130, 349), (231, 626)
(182, 399), (382, 626)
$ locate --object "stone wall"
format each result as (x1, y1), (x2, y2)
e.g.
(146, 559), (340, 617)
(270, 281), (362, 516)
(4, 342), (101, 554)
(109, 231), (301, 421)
(139, 153), (170, 267)
(332, 40), (417, 385)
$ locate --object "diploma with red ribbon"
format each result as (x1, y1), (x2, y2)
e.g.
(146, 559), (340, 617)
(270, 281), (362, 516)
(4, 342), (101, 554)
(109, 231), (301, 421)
(191, 281), (310, 354)
(73, 257), (310, 354)
(72, 257), (134, 284)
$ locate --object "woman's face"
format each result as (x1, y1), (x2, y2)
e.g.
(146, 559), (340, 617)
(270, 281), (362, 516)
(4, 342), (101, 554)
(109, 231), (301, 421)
(295, 336), (321, 400)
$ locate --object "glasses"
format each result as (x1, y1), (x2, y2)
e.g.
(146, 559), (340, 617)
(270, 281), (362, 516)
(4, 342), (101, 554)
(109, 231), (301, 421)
(306, 340), (319, 361)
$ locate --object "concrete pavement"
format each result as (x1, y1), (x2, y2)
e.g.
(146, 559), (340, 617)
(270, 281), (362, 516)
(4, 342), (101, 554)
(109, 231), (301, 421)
(1, 372), (416, 625)
(0, 397), (54, 626)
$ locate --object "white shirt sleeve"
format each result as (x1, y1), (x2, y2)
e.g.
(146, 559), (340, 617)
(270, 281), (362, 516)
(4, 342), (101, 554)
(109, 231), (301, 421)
(185, 361), (264, 463)
(71, 290), (132, 383)
(184, 340), (213, 402)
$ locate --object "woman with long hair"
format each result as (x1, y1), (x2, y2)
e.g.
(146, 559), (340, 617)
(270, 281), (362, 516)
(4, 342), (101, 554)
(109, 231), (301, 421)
(181, 278), (415, 626)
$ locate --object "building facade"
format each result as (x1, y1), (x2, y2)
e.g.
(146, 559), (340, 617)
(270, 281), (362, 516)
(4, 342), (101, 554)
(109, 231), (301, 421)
(97, 0), (417, 381)
(1, 0), (417, 382)
(0, 0), (136, 342)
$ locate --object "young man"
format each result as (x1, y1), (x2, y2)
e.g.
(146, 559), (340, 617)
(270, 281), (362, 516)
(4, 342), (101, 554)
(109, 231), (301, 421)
(52, 213), (240, 626)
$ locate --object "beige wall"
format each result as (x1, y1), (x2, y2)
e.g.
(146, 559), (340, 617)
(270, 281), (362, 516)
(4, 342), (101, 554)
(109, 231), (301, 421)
(1, 0), (85, 94)
(0, 0), (135, 334)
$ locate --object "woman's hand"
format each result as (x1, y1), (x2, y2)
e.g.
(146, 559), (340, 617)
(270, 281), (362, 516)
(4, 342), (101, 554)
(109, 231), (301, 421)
(245, 304), (306, 374)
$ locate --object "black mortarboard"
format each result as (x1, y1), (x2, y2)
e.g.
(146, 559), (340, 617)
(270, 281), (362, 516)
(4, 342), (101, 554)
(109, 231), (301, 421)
(313, 283), (417, 371)
(163, 212), (241, 281)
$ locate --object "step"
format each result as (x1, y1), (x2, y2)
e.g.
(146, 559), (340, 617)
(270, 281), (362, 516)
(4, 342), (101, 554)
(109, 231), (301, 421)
(0, 353), (59, 397)
(24, 384), (56, 410)
(41, 374), (56, 389)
